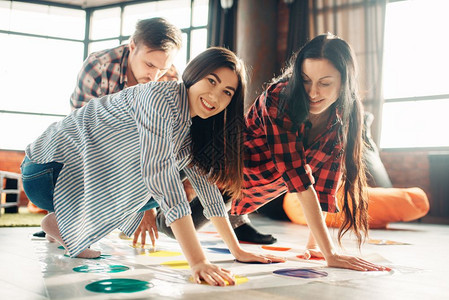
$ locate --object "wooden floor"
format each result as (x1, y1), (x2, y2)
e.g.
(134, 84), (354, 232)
(1, 214), (448, 300)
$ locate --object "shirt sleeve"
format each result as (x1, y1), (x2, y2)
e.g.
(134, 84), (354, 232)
(262, 86), (315, 193)
(70, 54), (103, 110)
(182, 165), (228, 221)
(132, 85), (191, 226)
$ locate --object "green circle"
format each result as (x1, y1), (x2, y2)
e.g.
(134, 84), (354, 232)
(73, 264), (130, 273)
(93, 254), (112, 260)
(63, 254), (111, 259)
(85, 278), (152, 294)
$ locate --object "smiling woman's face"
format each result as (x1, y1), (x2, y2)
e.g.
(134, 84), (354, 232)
(301, 58), (342, 116)
(187, 67), (238, 119)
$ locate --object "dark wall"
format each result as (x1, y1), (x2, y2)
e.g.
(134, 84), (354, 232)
(236, 0), (289, 110)
(0, 150), (28, 206)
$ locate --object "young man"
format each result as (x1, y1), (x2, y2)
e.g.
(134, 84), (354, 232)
(70, 17), (182, 110)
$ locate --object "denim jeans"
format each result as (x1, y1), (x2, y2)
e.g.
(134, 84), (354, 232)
(20, 156), (158, 213)
(20, 156), (63, 212)
(138, 198), (159, 212)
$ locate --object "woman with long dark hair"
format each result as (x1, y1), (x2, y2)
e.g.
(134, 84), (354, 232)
(233, 33), (387, 271)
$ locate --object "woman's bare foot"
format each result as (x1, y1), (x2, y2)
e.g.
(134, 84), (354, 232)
(42, 213), (101, 258)
(73, 248), (101, 259)
(46, 234), (57, 243)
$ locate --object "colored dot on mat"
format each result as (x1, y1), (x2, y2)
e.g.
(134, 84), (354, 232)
(233, 276), (249, 285)
(198, 231), (218, 234)
(73, 264), (129, 273)
(234, 259), (282, 264)
(85, 278), (152, 294)
(207, 247), (231, 254)
(93, 254), (111, 260)
(261, 245), (292, 251)
(129, 243), (153, 249)
(368, 239), (409, 245)
(63, 254), (111, 259)
(191, 275), (249, 286)
(145, 250), (182, 257)
(273, 268), (328, 279)
(118, 232), (133, 240)
(161, 260), (190, 269)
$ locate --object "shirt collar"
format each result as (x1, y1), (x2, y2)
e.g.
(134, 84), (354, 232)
(305, 104), (342, 131)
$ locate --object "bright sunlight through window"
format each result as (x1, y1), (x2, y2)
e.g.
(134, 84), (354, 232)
(0, 0), (208, 151)
(380, 0), (449, 149)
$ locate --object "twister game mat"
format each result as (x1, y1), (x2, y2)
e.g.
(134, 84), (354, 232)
(31, 226), (415, 299)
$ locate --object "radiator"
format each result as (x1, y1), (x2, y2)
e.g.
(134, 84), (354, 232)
(428, 153), (449, 218)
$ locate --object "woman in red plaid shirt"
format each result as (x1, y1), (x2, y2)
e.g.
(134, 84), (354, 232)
(232, 33), (387, 271)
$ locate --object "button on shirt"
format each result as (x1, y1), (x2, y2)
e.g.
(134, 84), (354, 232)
(70, 44), (179, 110)
(27, 81), (227, 257)
(231, 80), (344, 215)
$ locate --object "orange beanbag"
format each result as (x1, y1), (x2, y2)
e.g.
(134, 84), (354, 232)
(27, 201), (48, 214)
(283, 187), (429, 229)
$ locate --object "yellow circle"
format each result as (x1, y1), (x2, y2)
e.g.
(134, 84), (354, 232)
(118, 232), (132, 240)
(146, 250), (182, 257)
(161, 260), (190, 269)
(233, 276), (249, 285)
(129, 243), (152, 249)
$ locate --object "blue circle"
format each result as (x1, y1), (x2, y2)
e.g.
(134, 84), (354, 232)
(273, 268), (328, 278)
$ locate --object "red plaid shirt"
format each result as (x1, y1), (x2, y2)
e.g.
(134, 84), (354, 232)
(70, 44), (178, 110)
(231, 80), (344, 215)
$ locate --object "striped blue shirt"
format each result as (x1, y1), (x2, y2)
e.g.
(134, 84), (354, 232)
(26, 81), (228, 257)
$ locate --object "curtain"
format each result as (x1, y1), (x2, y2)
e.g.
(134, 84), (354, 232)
(285, 0), (310, 62)
(286, 0), (387, 144)
(310, 0), (387, 144)
(207, 0), (238, 51)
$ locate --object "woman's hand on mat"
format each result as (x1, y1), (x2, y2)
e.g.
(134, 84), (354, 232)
(326, 254), (388, 271)
(191, 261), (235, 286)
(303, 247), (324, 260)
(234, 249), (286, 264)
(133, 208), (158, 248)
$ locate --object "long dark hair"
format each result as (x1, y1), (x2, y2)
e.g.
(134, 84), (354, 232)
(278, 33), (368, 246)
(182, 47), (247, 198)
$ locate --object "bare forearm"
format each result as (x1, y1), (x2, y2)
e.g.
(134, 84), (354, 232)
(294, 188), (336, 258)
(306, 211), (327, 249)
(211, 216), (285, 264)
(291, 188), (386, 271)
(170, 215), (208, 266)
(210, 216), (241, 255)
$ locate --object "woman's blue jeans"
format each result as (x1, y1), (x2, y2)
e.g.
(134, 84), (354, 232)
(20, 156), (158, 213)
(20, 156), (62, 212)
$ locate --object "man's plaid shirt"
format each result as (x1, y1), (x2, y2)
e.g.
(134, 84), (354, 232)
(70, 44), (178, 110)
(232, 80), (344, 215)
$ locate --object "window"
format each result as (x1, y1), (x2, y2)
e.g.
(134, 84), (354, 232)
(0, 0), (209, 151)
(380, 0), (449, 149)
(0, 1), (85, 151)
(120, 0), (209, 74)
